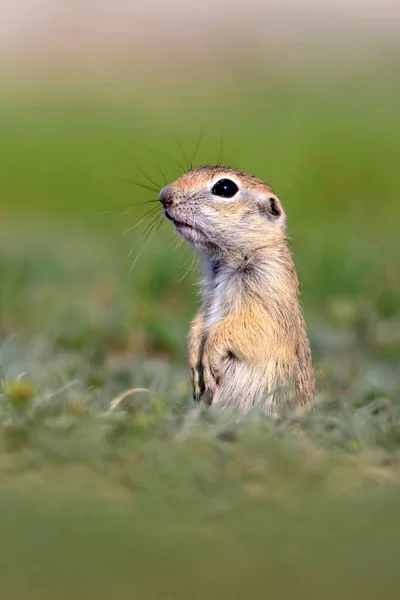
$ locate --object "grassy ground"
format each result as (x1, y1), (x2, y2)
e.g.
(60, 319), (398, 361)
(0, 65), (400, 598)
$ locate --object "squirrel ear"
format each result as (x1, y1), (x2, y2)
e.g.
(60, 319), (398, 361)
(267, 197), (281, 217)
(260, 196), (282, 218)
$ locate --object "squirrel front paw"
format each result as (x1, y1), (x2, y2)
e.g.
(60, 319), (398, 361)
(191, 358), (219, 405)
(192, 365), (218, 405)
(198, 358), (219, 405)
(196, 347), (231, 405)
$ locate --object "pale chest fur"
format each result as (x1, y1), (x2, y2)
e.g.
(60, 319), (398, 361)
(203, 266), (239, 330)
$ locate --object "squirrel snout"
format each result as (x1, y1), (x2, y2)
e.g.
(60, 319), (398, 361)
(159, 186), (174, 209)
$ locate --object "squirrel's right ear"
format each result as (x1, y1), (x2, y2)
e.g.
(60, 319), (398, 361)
(259, 196), (283, 219)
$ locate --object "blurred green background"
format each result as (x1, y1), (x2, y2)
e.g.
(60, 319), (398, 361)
(1, 2), (400, 598)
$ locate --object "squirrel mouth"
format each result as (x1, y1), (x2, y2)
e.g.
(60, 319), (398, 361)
(165, 213), (195, 232)
(172, 219), (193, 231)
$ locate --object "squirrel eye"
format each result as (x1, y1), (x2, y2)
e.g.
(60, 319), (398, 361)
(211, 179), (239, 198)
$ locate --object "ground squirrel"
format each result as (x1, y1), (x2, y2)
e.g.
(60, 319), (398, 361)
(159, 166), (315, 415)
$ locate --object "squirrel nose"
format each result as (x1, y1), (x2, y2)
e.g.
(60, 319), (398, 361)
(159, 186), (174, 209)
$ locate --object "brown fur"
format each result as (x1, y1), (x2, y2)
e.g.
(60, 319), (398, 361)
(160, 166), (315, 415)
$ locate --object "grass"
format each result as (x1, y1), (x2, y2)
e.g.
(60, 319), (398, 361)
(0, 63), (400, 598)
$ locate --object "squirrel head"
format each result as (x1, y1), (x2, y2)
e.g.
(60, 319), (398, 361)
(159, 166), (287, 260)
